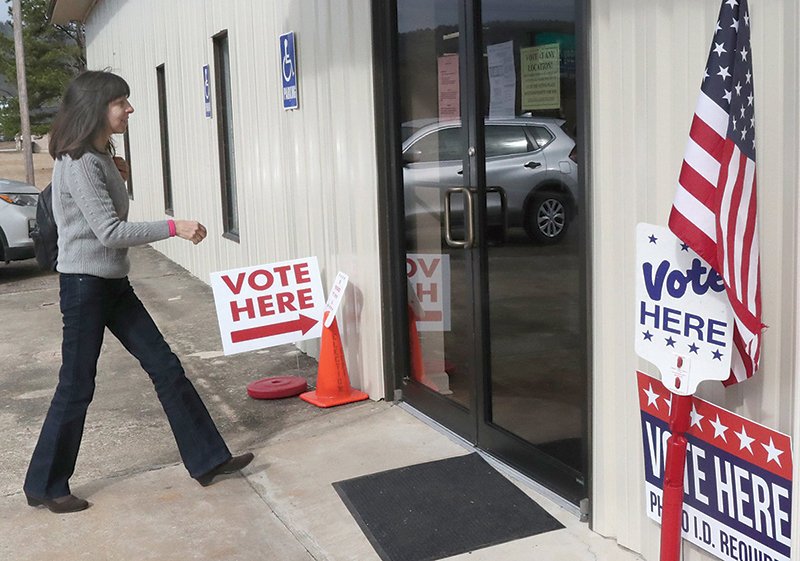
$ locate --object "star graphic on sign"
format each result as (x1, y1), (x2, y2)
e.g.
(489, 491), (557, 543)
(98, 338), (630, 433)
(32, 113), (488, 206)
(761, 438), (785, 467)
(710, 415), (729, 442)
(643, 330), (653, 341)
(717, 66), (731, 80)
(688, 343), (699, 354)
(680, 243), (689, 252)
(648, 234), (657, 244)
(689, 405), (704, 430)
(643, 384), (660, 409)
(734, 426), (755, 454)
(712, 349), (723, 360)
(665, 337), (676, 348)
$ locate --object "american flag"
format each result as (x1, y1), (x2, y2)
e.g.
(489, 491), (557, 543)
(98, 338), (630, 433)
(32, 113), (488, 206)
(669, 0), (764, 385)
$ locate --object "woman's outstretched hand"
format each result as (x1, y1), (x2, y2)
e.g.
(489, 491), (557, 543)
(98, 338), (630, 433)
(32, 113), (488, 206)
(174, 220), (207, 244)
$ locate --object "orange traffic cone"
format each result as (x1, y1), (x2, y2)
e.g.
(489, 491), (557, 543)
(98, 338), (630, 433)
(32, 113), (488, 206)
(300, 312), (369, 408)
(407, 304), (439, 392)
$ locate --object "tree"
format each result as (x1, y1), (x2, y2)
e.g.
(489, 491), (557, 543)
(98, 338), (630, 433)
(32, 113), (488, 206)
(0, 0), (85, 137)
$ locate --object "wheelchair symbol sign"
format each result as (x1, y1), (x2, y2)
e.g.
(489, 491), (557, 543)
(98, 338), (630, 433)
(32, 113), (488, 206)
(280, 32), (298, 110)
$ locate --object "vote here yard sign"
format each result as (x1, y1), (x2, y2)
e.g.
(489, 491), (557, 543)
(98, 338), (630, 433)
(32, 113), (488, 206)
(635, 223), (733, 395)
(210, 257), (325, 355)
(637, 371), (793, 561)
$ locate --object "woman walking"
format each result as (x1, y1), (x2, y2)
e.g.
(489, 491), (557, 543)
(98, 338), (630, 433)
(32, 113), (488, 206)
(23, 70), (252, 513)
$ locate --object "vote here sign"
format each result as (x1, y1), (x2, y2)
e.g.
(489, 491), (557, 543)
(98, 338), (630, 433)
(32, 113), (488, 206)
(406, 253), (451, 332)
(637, 371), (793, 561)
(635, 223), (733, 395)
(210, 257), (325, 355)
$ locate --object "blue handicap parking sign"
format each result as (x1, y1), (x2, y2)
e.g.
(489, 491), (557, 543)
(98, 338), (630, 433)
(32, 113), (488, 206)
(280, 32), (298, 110)
(203, 64), (212, 118)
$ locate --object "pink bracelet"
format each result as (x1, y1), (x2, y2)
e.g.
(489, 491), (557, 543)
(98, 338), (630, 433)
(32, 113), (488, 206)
(167, 219), (176, 237)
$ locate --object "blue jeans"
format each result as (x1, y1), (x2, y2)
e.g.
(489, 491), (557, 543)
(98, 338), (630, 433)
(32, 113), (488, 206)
(24, 274), (231, 499)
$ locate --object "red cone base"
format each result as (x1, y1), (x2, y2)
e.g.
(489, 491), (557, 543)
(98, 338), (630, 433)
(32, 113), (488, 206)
(247, 376), (307, 399)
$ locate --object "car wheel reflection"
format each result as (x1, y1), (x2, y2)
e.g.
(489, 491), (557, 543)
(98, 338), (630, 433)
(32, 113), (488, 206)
(527, 193), (568, 244)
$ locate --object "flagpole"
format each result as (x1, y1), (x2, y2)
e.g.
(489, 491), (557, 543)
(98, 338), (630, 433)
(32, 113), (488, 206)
(659, 393), (693, 561)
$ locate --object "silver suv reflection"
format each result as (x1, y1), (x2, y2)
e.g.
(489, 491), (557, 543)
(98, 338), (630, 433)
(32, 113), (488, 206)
(402, 117), (578, 243)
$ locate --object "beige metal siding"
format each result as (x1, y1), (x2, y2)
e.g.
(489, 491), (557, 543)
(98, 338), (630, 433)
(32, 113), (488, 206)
(590, 1), (799, 559)
(84, 0), (384, 397)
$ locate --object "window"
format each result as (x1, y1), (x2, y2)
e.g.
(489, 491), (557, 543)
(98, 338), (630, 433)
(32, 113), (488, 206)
(156, 64), (173, 215)
(485, 125), (532, 158)
(528, 126), (555, 150)
(213, 30), (239, 240)
(408, 127), (462, 162)
(123, 129), (133, 199)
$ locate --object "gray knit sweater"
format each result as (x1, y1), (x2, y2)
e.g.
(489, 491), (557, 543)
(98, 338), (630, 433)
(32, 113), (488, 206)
(52, 152), (170, 279)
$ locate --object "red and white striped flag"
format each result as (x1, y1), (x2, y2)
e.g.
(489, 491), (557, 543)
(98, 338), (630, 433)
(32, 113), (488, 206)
(669, 0), (765, 385)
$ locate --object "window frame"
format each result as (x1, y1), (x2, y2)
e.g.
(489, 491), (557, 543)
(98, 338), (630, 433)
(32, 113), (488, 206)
(213, 29), (240, 242)
(123, 129), (133, 199)
(156, 63), (173, 216)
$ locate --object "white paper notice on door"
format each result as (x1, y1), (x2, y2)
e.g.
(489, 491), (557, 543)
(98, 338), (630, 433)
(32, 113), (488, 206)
(487, 40), (516, 120)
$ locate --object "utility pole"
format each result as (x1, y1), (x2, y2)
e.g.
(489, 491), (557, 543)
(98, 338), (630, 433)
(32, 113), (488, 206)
(11, 0), (34, 185)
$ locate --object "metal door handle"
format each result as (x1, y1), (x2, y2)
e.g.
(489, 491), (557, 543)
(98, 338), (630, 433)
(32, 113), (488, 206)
(524, 161), (542, 169)
(486, 185), (508, 241)
(444, 187), (475, 248)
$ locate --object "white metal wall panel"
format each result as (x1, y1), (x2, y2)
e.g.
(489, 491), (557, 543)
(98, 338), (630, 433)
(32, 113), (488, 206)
(590, 1), (799, 559)
(83, 0), (384, 397)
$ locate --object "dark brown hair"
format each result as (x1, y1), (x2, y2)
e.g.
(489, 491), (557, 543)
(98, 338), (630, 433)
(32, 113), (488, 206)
(49, 70), (130, 160)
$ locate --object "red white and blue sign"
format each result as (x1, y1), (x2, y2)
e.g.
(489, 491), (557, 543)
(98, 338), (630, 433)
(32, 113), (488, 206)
(280, 31), (298, 110)
(636, 223), (733, 395)
(637, 371), (793, 561)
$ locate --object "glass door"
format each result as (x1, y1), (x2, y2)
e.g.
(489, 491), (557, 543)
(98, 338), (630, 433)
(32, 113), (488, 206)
(398, 0), (480, 441)
(396, 0), (587, 504)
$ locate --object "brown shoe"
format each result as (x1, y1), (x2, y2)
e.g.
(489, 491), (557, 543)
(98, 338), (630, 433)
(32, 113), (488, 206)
(26, 493), (89, 513)
(197, 452), (254, 487)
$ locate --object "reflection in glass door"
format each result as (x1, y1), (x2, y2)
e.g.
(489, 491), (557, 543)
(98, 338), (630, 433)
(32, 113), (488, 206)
(395, 0), (587, 503)
(398, 0), (479, 440)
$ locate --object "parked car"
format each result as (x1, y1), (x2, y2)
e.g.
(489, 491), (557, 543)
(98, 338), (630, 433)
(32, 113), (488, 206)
(0, 179), (39, 263)
(402, 117), (578, 243)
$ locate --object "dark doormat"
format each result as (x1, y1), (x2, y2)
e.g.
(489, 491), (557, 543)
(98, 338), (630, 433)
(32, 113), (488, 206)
(332, 453), (564, 561)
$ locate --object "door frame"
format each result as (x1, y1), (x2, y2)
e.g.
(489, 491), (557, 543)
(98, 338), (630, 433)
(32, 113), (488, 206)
(371, 0), (595, 512)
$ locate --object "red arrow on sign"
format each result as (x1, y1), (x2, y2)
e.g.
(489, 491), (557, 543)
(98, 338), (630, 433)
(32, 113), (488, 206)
(230, 314), (318, 344)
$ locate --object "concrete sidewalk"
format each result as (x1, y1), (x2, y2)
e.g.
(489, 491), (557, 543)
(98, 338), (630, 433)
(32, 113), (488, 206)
(0, 247), (643, 561)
